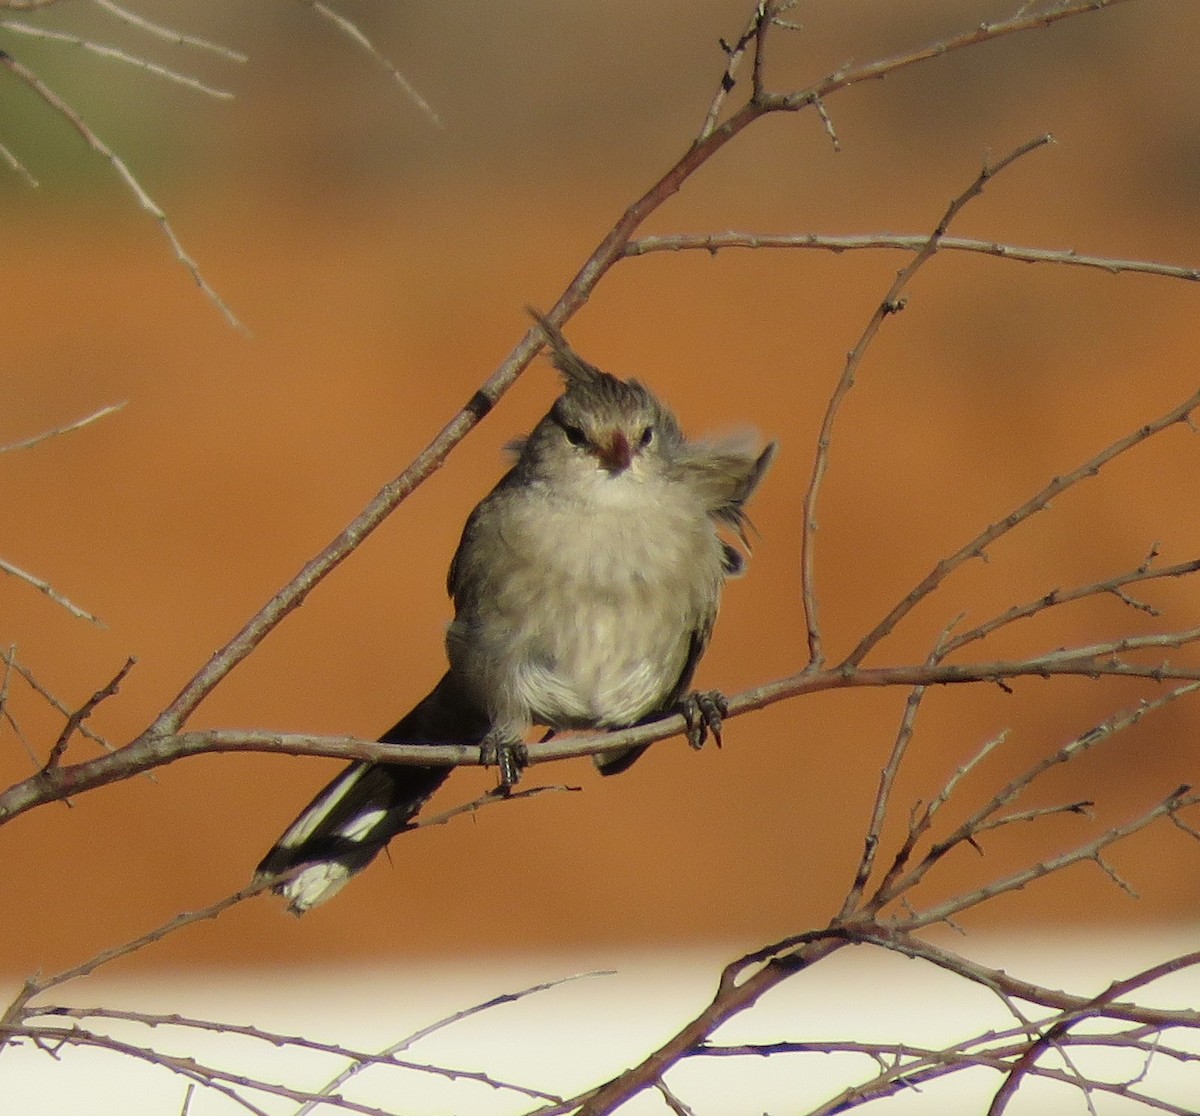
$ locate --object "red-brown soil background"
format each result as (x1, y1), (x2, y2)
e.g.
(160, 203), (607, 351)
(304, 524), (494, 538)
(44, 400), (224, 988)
(4, 1), (1200, 974)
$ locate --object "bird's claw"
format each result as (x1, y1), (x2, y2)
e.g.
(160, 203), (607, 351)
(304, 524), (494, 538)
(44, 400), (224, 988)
(680, 690), (728, 751)
(481, 738), (529, 789)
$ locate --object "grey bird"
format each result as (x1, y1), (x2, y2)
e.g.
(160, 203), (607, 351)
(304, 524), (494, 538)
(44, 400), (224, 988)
(256, 314), (776, 912)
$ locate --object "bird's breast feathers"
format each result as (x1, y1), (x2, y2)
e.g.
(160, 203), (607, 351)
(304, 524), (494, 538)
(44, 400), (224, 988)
(451, 472), (723, 729)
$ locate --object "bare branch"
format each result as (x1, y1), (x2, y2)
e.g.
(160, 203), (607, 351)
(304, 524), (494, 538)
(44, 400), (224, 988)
(412, 781), (581, 832)
(298, 0), (442, 128)
(2, 1024), (395, 1115)
(944, 555), (1200, 655)
(89, 0), (248, 62)
(759, 0), (1140, 115)
(0, 20), (236, 97)
(13, 1006), (565, 1106)
(0, 557), (104, 626)
(12, 6), (1200, 1113)
(0, 402), (125, 453)
(2, 876), (275, 1028)
(11, 643), (1200, 824)
(0, 136), (35, 183)
(655, 1078), (699, 1116)
(623, 231), (1200, 282)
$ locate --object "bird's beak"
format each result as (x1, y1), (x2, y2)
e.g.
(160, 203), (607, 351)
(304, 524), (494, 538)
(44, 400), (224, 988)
(596, 430), (633, 473)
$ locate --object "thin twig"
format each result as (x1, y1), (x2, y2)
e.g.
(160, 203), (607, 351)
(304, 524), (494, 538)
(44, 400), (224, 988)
(0, 402), (125, 453)
(0, 21), (236, 97)
(295, 970), (610, 1114)
(2, 1024), (396, 1116)
(840, 617), (960, 917)
(1, 876), (277, 1029)
(655, 1078), (699, 1116)
(761, 0), (1139, 115)
(696, 3), (766, 143)
(412, 782), (581, 831)
(972, 799), (1094, 837)
(865, 729), (1010, 914)
(0, 136), (35, 184)
(90, 0), (248, 61)
(0, 645), (39, 770)
(0, 557), (104, 626)
(300, 1), (441, 128)
(43, 656), (135, 769)
(943, 556), (1200, 654)
(0, 51), (245, 331)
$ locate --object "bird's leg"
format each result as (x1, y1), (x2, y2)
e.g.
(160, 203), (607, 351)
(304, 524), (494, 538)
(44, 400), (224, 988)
(480, 731), (529, 789)
(679, 690), (729, 750)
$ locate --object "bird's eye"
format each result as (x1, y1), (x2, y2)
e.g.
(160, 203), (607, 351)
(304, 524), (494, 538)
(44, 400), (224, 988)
(562, 424), (588, 448)
(638, 426), (654, 448)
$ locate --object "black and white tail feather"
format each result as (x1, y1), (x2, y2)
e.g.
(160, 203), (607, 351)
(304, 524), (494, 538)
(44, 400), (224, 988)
(255, 673), (488, 913)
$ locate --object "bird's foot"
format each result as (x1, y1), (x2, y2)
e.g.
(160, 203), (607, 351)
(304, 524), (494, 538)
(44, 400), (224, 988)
(480, 736), (529, 789)
(680, 690), (728, 751)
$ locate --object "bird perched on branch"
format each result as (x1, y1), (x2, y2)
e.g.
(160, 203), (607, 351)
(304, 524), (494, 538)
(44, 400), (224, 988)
(256, 312), (776, 912)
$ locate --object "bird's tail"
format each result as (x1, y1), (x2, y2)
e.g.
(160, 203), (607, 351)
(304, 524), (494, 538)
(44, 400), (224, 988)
(255, 672), (489, 914)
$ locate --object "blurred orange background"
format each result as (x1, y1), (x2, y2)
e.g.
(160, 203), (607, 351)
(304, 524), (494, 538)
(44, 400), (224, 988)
(3, 0), (1200, 978)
